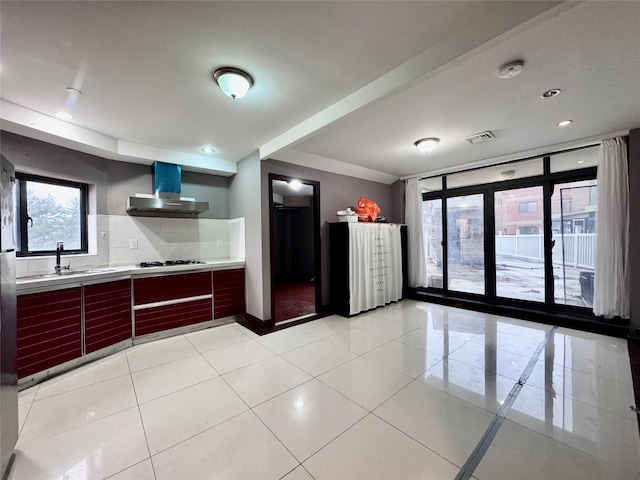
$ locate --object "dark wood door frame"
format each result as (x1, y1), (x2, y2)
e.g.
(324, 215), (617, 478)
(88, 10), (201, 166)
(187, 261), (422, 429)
(268, 173), (321, 323)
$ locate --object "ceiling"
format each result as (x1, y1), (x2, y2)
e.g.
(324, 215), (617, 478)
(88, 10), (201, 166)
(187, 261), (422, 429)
(1, 1), (638, 183)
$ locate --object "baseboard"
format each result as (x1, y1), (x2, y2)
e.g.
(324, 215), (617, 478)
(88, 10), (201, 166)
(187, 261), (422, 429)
(237, 307), (335, 336)
(408, 289), (629, 338)
(237, 313), (275, 335)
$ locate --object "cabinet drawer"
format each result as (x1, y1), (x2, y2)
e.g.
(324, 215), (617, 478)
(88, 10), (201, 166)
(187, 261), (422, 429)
(133, 271), (212, 305)
(134, 298), (212, 337)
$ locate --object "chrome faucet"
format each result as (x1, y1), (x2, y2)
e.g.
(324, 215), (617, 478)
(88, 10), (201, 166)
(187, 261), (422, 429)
(55, 241), (68, 275)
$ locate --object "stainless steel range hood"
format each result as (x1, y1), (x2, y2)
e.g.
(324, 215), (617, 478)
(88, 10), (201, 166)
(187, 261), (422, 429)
(126, 162), (209, 217)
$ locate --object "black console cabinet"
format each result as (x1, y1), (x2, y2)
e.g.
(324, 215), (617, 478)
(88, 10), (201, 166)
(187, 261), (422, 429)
(329, 222), (407, 316)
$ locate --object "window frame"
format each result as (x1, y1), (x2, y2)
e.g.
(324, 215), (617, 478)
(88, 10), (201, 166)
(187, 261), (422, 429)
(15, 172), (89, 257)
(420, 144), (598, 315)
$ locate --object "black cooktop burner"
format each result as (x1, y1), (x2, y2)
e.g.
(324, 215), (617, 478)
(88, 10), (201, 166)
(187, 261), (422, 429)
(139, 261), (164, 268)
(139, 259), (204, 268)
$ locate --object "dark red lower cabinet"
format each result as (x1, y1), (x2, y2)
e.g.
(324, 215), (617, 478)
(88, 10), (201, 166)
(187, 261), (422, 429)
(16, 267), (246, 378)
(84, 279), (132, 354)
(17, 287), (82, 378)
(213, 269), (245, 319)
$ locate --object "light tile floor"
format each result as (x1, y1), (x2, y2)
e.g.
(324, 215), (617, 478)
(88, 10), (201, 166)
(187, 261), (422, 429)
(11, 300), (640, 480)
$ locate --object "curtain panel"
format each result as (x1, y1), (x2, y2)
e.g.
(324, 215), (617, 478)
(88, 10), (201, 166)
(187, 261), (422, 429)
(405, 178), (427, 287)
(593, 137), (630, 319)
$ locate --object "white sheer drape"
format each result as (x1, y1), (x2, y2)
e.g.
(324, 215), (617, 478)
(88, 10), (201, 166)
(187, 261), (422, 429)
(348, 223), (402, 314)
(593, 137), (630, 319)
(405, 178), (427, 287)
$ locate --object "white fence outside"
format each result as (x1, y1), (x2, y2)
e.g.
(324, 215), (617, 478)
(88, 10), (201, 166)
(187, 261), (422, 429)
(495, 233), (595, 270)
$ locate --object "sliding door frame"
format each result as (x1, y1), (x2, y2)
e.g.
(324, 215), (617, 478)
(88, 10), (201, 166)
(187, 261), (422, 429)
(421, 150), (598, 315)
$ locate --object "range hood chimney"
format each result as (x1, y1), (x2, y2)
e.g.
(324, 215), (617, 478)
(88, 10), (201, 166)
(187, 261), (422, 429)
(126, 162), (209, 217)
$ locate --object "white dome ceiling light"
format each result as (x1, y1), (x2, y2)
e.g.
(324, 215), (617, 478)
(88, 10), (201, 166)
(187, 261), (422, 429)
(497, 60), (524, 79)
(414, 137), (440, 154)
(213, 67), (253, 99)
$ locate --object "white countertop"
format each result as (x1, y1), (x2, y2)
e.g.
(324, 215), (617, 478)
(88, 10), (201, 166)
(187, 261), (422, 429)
(16, 259), (245, 292)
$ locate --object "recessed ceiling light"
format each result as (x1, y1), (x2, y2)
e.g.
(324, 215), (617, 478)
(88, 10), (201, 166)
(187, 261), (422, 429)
(55, 111), (73, 121)
(557, 120), (572, 127)
(414, 138), (440, 154)
(501, 170), (515, 179)
(497, 60), (524, 79)
(577, 160), (585, 164)
(66, 87), (82, 96)
(201, 147), (215, 154)
(541, 89), (561, 98)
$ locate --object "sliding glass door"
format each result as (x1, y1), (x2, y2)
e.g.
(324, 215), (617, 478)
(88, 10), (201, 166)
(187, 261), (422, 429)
(447, 194), (484, 295)
(420, 145), (598, 313)
(494, 186), (545, 302)
(423, 199), (443, 288)
(551, 180), (597, 307)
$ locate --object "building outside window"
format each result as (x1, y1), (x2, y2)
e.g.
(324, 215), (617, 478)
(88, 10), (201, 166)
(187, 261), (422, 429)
(518, 201), (537, 213)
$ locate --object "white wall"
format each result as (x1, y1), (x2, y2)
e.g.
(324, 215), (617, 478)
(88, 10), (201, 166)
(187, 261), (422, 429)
(229, 150), (266, 320)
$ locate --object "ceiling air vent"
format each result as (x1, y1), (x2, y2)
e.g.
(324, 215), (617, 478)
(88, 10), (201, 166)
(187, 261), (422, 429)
(464, 131), (496, 144)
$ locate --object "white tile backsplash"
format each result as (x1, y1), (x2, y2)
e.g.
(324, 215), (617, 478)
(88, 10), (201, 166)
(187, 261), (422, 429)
(17, 214), (245, 276)
(97, 214), (109, 233)
(229, 218), (245, 261)
(15, 260), (29, 274)
(27, 257), (56, 273)
(88, 214), (98, 254)
(113, 215), (139, 232)
(198, 219), (230, 242)
(110, 230), (139, 249)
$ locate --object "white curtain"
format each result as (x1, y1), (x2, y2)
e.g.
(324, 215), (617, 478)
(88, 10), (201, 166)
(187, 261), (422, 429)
(405, 178), (427, 287)
(348, 223), (402, 314)
(593, 137), (630, 319)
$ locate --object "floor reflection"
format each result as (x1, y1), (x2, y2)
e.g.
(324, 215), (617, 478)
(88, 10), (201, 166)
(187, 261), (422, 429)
(13, 301), (639, 480)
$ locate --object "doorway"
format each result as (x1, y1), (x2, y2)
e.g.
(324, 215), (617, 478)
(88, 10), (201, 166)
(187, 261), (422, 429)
(269, 174), (321, 323)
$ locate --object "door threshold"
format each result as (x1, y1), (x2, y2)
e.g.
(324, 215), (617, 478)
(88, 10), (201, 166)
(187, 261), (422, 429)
(276, 313), (316, 325)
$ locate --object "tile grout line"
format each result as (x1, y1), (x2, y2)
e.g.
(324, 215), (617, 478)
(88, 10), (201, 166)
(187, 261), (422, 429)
(454, 325), (558, 480)
(207, 349), (307, 477)
(17, 384), (39, 439)
(124, 351), (160, 480)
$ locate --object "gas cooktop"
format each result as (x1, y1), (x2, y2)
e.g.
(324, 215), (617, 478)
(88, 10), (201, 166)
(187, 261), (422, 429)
(139, 259), (205, 268)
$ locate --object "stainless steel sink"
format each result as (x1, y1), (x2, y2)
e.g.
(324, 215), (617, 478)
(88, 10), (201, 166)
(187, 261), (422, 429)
(18, 269), (117, 280)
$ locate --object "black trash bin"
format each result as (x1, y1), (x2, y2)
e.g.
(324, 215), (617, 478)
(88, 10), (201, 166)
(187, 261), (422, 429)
(579, 271), (594, 306)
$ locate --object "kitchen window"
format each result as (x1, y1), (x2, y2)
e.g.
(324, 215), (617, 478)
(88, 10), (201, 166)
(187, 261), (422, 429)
(14, 173), (88, 256)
